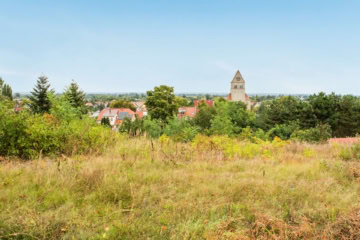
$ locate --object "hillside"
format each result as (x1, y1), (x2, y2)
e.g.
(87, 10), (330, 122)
(1, 136), (360, 239)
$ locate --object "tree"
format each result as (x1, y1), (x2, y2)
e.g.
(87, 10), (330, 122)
(334, 95), (360, 137)
(210, 115), (234, 136)
(194, 102), (216, 132)
(29, 75), (54, 114)
(256, 96), (316, 131)
(64, 80), (87, 113)
(110, 99), (136, 111)
(308, 92), (340, 134)
(2, 84), (12, 100)
(101, 117), (111, 127)
(226, 101), (255, 134)
(0, 77), (13, 100)
(145, 85), (179, 123)
(174, 96), (189, 107)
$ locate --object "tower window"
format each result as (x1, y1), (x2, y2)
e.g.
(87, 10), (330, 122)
(234, 85), (237, 89)
(236, 77), (241, 81)
(240, 85), (243, 89)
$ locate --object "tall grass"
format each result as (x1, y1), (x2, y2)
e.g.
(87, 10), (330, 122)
(0, 137), (360, 239)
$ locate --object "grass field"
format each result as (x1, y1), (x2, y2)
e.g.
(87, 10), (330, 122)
(1, 136), (360, 239)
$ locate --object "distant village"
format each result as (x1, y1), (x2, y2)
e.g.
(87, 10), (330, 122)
(11, 70), (310, 130)
(88, 70), (261, 130)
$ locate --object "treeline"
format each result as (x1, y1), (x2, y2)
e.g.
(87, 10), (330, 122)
(121, 86), (360, 143)
(2, 75), (360, 159)
(0, 76), (116, 159)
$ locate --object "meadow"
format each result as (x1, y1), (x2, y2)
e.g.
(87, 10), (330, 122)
(1, 136), (360, 239)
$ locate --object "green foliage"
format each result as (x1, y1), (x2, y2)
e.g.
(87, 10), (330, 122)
(308, 92), (340, 132)
(291, 124), (332, 143)
(145, 85), (178, 123)
(110, 99), (136, 111)
(210, 115), (234, 136)
(256, 96), (316, 131)
(64, 80), (87, 113)
(194, 102), (216, 133)
(226, 101), (255, 134)
(334, 95), (360, 137)
(119, 116), (144, 137)
(29, 75), (54, 114)
(0, 77), (13, 100)
(143, 118), (163, 139)
(0, 97), (116, 159)
(174, 96), (189, 107)
(101, 117), (111, 127)
(266, 121), (300, 140)
(164, 117), (200, 142)
(338, 143), (360, 161)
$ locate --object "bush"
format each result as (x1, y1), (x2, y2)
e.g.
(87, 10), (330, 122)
(164, 117), (200, 142)
(339, 143), (360, 161)
(0, 97), (117, 159)
(291, 124), (332, 143)
(266, 122), (300, 140)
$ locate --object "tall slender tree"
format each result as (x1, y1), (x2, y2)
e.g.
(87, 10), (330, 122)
(29, 75), (54, 114)
(0, 77), (13, 100)
(64, 80), (87, 113)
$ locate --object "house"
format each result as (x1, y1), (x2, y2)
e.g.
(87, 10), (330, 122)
(178, 107), (197, 118)
(132, 101), (148, 116)
(97, 108), (142, 129)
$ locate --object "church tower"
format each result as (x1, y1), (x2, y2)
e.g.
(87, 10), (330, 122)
(229, 70), (246, 102)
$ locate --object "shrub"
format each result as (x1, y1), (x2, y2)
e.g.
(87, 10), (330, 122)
(338, 143), (360, 161)
(0, 97), (116, 159)
(266, 122), (300, 140)
(291, 124), (332, 143)
(164, 117), (199, 142)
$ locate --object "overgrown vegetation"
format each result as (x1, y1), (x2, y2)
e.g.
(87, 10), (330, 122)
(1, 137), (360, 239)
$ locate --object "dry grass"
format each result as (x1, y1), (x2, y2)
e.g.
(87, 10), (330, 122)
(0, 137), (360, 239)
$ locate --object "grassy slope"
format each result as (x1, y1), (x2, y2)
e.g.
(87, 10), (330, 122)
(0, 137), (360, 239)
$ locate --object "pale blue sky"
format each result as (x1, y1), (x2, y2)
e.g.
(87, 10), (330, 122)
(1, 0), (360, 94)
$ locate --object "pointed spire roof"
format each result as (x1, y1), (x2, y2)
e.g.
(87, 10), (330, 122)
(231, 70), (245, 83)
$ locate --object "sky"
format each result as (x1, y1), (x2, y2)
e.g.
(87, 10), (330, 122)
(1, 0), (360, 94)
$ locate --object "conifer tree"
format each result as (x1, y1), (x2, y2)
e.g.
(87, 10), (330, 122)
(0, 77), (13, 100)
(64, 80), (86, 112)
(29, 75), (54, 114)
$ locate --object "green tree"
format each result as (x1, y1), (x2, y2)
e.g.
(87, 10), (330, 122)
(29, 75), (54, 114)
(145, 85), (179, 123)
(164, 117), (199, 142)
(110, 99), (136, 111)
(64, 80), (87, 113)
(210, 115), (234, 136)
(174, 96), (189, 107)
(334, 95), (360, 137)
(101, 117), (111, 127)
(256, 96), (316, 131)
(308, 92), (340, 134)
(0, 77), (13, 100)
(226, 101), (255, 134)
(194, 102), (216, 133)
(291, 123), (332, 143)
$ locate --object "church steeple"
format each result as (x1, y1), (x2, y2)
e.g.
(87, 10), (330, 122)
(231, 70), (245, 83)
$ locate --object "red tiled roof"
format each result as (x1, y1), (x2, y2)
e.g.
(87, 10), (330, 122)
(97, 108), (136, 121)
(178, 107), (197, 118)
(194, 100), (214, 107)
(135, 111), (144, 119)
(227, 93), (232, 101)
